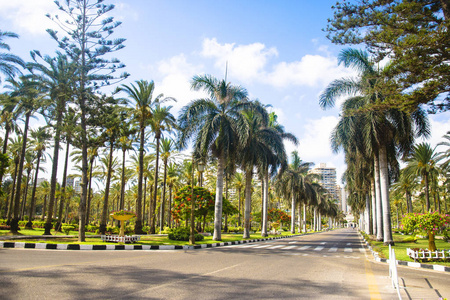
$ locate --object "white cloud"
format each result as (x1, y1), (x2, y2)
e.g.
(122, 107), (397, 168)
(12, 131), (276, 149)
(0, 0), (58, 35)
(200, 38), (353, 89)
(421, 112), (450, 149)
(154, 54), (206, 115)
(201, 38), (278, 83)
(299, 116), (339, 160)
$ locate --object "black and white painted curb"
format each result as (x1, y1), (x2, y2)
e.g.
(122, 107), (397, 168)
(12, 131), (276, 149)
(359, 232), (450, 273)
(0, 235), (297, 251)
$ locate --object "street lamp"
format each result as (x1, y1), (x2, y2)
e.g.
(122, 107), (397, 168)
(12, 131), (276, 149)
(197, 161), (205, 187)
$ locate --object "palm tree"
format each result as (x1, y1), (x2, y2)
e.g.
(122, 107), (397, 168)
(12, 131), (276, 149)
(404, 143), (438, 212)
(0, 30), (25, 82)
(159, 137), (178, 229)
(6, 76), (43, 233)
(232, 172), (245, 226)
(437, 131), (450, 169)
(0, 93), (19, 185)
(26, 127), (51, 228)
(117, 116), (136, 211)
(149, 107), (176, 232)
(178, 74), (250, 241)
(118, 80), (171, 234)
(320, 48), (429, 245)
(5, 136), (22, 224)
(28, 52), (75, 234)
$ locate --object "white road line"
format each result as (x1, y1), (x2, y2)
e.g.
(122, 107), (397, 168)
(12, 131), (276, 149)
(241, 244), (258, 248)
(253, 244), (272, 248)
(359, 248), (365, 253)
(328, 247), (338, 252)
(288, 241), (297, 244)
(344, 248), (352, 252)
(314, 246), (324, 251)
(281, 246), (297, 250)
(346, 243), (352, 245)
(320, 242), (327, 245)
(267, 245), (284, 249)
(298, 246), (311, 250)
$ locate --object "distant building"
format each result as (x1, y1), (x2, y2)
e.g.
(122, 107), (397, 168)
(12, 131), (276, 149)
(310, 163), (340, 202)
(74, 179), (81, 194)
(66, 177), (75, 188)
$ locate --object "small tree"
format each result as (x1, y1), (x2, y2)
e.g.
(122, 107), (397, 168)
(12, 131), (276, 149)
(401, 212), (450, 251)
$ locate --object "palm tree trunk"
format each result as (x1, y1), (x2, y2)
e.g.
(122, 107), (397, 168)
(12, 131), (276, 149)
(366, 193), (373, 235)
(20, 172), (31, 220)
(120, 147), (126, 210)
(213, 153), (225, 241)
(297, 200), (302, 233)
(0, 127), (10, 185)
(85, 158), (94, 225)
(136, 126), (145, 234)
(56, 142), (70, 231)
(290, 191), (296, 233)
(100, 142), (114, 234)
(371, 180), (377, 236)
(143, 177), (147, 225)
(424, 173), (430, 212)
(243, 166), (252, 239)
(303, 204), (307, 233)
(261, 169), (269, 237)
(374, 153), (383, 241)
(379, 145), (394, 245)
(26, 154), (42, 228)
(161, 160), (168, 229)
(11, 113), (30, 233)
(238, 187), (241, 227)
(168, 185), (173, 228)
(150, 136), (161, 234)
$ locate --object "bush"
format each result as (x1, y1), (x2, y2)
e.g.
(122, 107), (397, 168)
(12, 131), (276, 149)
(62, 224), (75, 235)
(85, 224), (98, 232)
(32, 221), (46, 228)
(168, 227), (204, 241)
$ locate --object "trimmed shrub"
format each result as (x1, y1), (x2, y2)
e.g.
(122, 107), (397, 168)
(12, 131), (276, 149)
(62, 224), (75, 235)
(168, 227), (204, 241)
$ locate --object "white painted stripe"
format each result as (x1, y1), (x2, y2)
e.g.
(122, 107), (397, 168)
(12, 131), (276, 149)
(314, 246), (324, 251)
(359, 248), (365, 253)
(298, 246), (311, 250)
(346, 243), (351, 245)
(320, 242), (327, 245)
(282, 246), (297, 250)
(80, 244), (93, 250)
(35, 243), (47, 249)
(15, 242), (25, 248)
(124, 245), (134, 250)
(328, 247), (338, 252)
(106, 244), (116, 250)
(253, 244), (272, 248)
(344, 248), (352, 252)
(57, 244), (68, 250)
(159, 245), (175, 250)
(267, 245), (284, 249)
(288, 241), (297, 244)
(241, 244), (258, 248)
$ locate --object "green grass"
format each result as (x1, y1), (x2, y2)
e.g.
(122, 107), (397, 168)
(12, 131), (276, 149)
(1, 227), (299, 246)
(363, 232), (450, 266)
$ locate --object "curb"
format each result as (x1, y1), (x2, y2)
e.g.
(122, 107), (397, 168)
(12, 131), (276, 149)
(359, 232), (450, 273)
(0, 235), (298, 251)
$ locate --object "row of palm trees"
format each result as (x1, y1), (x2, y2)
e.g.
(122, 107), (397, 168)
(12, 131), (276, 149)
(1, 30), (340, 240)
(320, 48), (449, 245)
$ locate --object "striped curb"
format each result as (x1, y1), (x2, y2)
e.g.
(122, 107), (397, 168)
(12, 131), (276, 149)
(359, 232), (450, 273)
(0, 235), (298, 251)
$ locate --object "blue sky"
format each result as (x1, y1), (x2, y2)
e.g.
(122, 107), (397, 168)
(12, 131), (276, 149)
(1, 0), (449, 185)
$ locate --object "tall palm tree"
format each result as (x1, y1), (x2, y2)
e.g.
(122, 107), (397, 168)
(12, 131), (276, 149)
(28, 52), (75, 235)
(232, 172), (245, 227)
(178, 74), (250, 241)
(118, 80), (171, 234)
(5, 136), (22, 223)
(117, 115), (136, 211)
(159, 137), (178, 229)
(149, 105), (176, 233)
(6, 75), (43, 233)
(320, 48), (429, 245)
(0, 93), (19, 185)
(404, 143), (438, 212)
(437, 131), (450, 169)
(26, 127), (51, 228)
(0, 30), (25, 82)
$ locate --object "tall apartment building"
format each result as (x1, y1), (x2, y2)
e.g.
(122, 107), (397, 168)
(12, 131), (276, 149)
(310, 163), (340, 203)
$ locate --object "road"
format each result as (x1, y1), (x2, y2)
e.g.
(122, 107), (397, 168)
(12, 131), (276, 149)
(0, 229), (448, 299)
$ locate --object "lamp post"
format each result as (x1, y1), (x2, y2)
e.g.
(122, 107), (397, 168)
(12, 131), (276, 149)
(197, 161), (205, 187)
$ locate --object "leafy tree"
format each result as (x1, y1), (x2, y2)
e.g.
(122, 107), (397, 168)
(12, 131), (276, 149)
(47, 0), (128, 242)
(401, 212), (450, 251)
(171, 185), (214, 227)
(325, 0), (450, 113)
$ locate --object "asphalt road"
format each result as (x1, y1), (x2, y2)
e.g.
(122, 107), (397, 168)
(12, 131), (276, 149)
(0, 229), (448, 299)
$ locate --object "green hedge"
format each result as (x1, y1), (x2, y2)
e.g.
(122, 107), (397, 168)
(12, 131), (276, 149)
(168, 227), (204, 241)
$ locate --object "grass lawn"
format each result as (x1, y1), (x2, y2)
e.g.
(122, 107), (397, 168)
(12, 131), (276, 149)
(1, 227), (298, 246)
(363, 232), (450, 267)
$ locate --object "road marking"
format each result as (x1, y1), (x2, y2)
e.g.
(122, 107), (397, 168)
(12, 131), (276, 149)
(267, 245), (284, 249)
(320, 242), (327, 245)
(288, 241), (297, 244)
(344, 248), (352, 252)
(364, 259), (382, 299)
(359, 248), (366, 253)
(253, 245), (272, 248)
(346, 243), (352, 245)
(298, 246), (311, 250)
(281, 246), (297, 250)
(328, 247), (338, 252)
(314, 246), (324, 251)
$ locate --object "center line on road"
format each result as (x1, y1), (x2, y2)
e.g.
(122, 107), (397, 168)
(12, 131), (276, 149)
(314, 246), (324, 251)
(328, 247), (338, 252)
